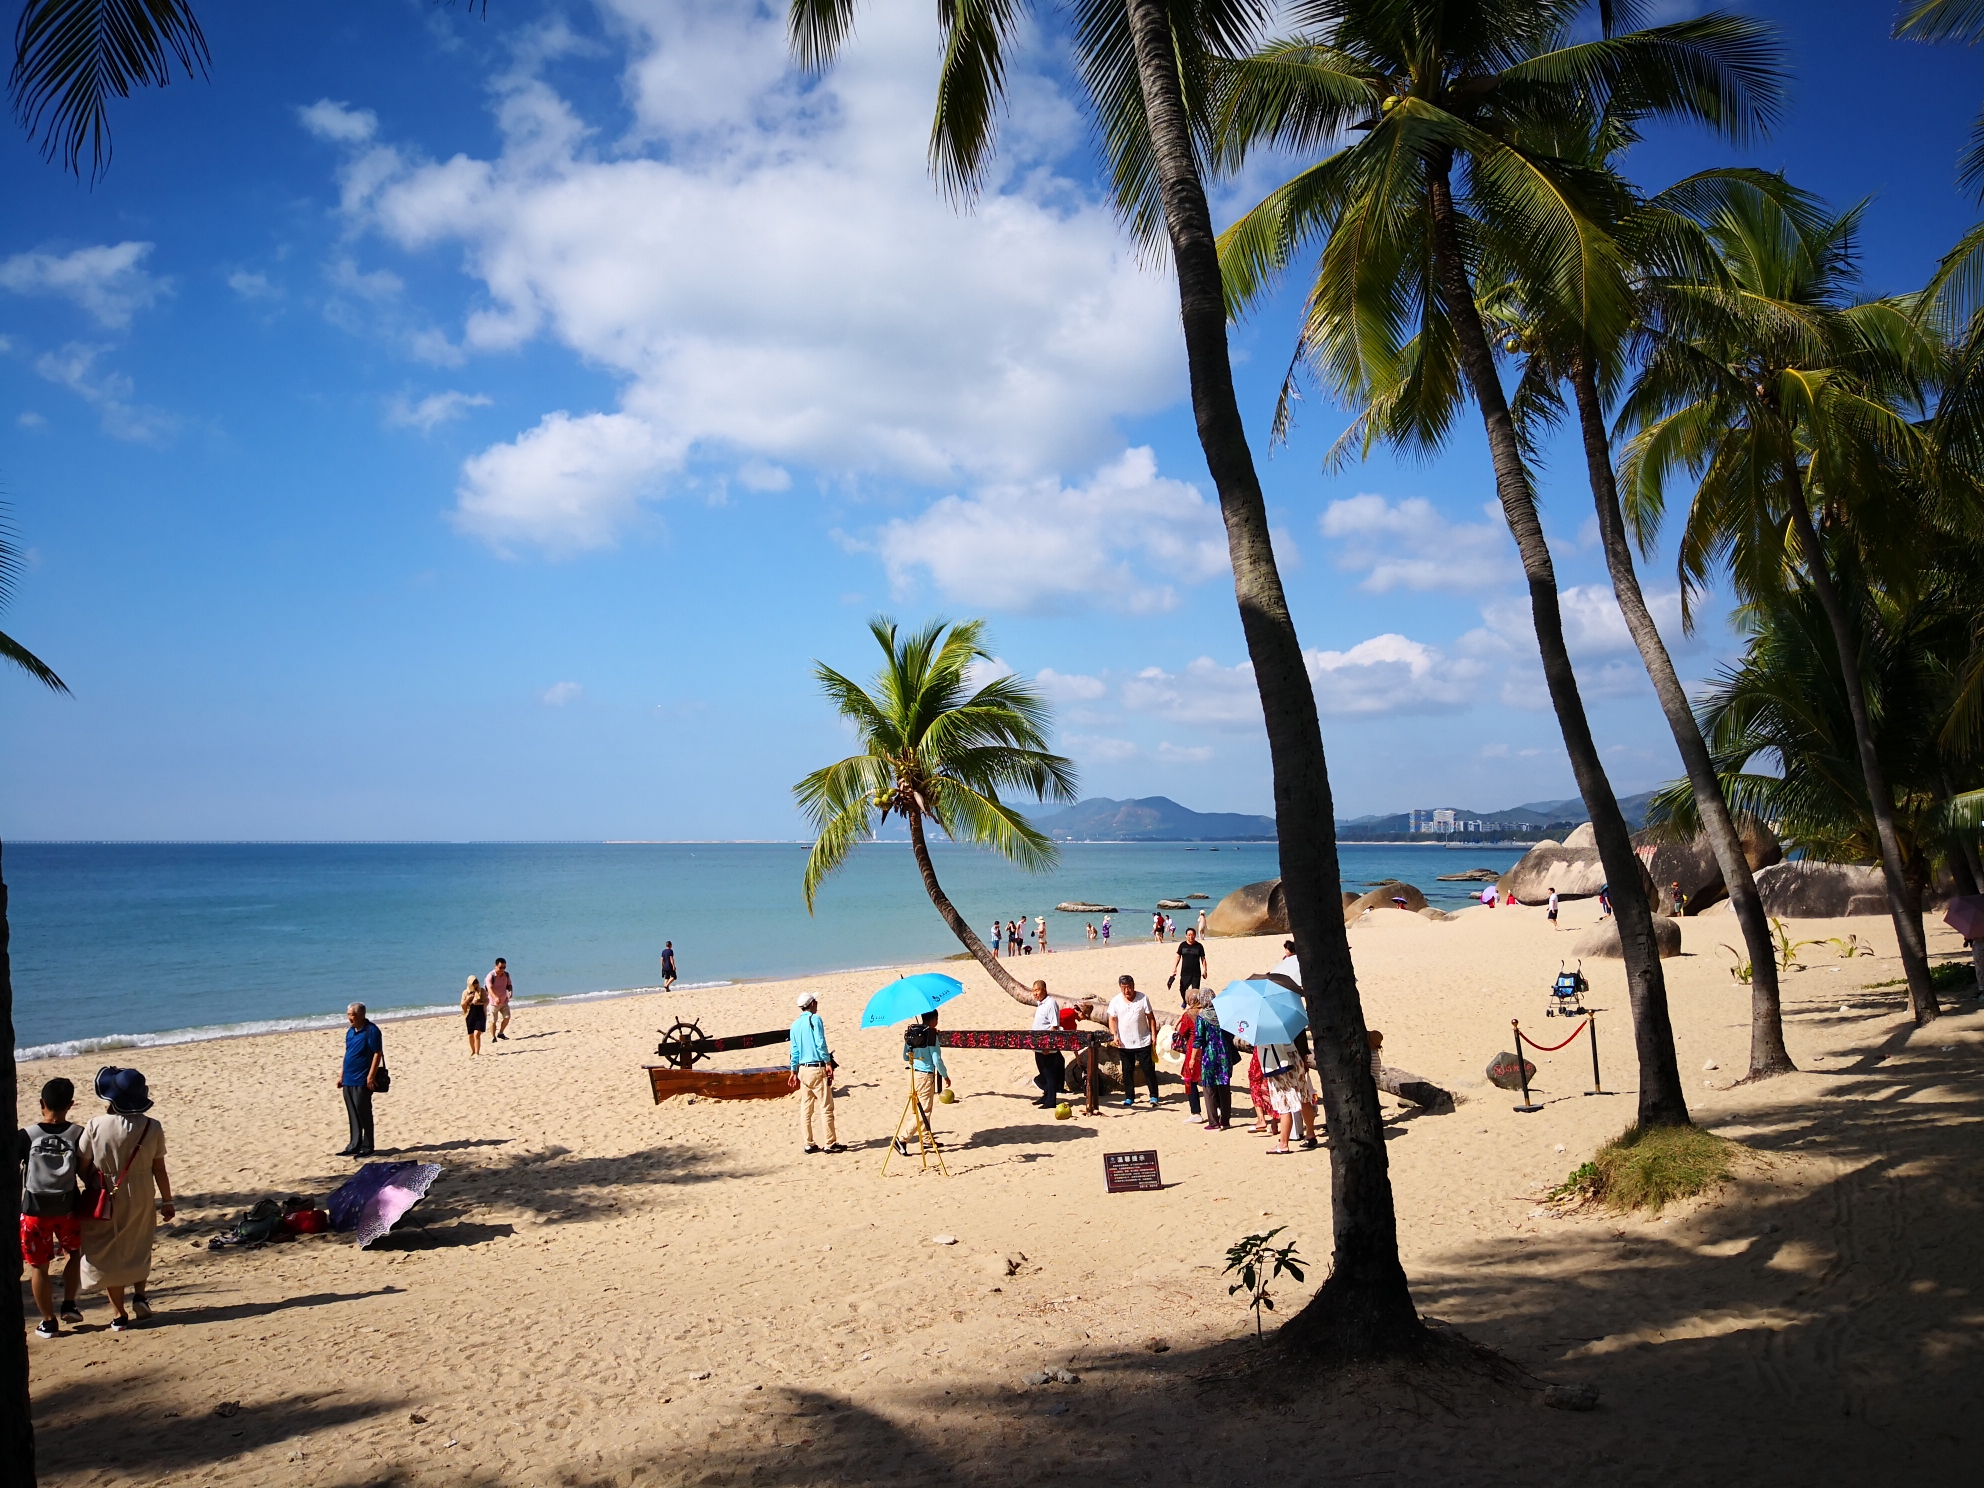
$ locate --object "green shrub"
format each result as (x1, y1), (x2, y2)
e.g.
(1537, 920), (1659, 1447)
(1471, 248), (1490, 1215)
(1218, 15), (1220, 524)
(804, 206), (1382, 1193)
(1552, 1125), (1734, 1212)
(1868, 961), (1976, 992)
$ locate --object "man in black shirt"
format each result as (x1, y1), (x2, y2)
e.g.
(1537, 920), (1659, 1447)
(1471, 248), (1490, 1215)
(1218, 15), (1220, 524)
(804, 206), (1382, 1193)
(1172, 929), (1208, 1002)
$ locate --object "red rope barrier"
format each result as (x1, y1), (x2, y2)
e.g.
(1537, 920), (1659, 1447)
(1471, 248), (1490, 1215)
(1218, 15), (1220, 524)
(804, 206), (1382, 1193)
(1516, 1019), (1588, 1052)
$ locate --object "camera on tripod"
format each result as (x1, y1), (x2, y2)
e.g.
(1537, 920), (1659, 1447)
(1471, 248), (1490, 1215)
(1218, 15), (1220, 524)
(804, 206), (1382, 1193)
(901, 1022), (939, 1050)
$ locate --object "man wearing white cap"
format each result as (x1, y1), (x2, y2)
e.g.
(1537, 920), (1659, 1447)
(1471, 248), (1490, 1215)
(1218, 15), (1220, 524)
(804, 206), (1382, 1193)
(788, 994), (842, 1154)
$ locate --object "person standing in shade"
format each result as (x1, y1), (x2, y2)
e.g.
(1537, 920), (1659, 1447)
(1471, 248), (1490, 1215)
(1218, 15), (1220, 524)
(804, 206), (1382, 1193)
(1108, 975), (1160, 1108)
(19, 1077), (85, 1336)
(337, 1003), (383, 1157)
(488, 957), (514, 1041)
(1547, 887), (1560, 931)
(789, 993), (843, 1154)
(660, 941), (678, 992)
(1029, 981), (1065, 1108)
(1172, 928), (1208, 1003)
(78, 1067), (173, 1332)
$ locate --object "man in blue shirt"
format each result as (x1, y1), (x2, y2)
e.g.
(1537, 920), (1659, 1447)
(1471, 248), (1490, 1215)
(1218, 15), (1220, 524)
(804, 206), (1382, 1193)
(789, 994), (842, 1155)
(895, 1010), (951, 1157)
(336, 1003), (384, 1157)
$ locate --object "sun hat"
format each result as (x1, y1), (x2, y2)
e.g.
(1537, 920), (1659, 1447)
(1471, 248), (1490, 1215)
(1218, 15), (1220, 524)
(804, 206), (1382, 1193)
(94, 1065), (154, 1115)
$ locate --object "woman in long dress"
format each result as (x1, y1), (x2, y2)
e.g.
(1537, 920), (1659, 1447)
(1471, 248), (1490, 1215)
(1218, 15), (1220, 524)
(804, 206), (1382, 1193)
(78, 1066), (174, 1331)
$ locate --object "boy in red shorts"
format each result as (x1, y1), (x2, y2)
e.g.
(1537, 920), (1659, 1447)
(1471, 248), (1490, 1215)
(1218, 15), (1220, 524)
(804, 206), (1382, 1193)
(18, 1077), (85, 1337)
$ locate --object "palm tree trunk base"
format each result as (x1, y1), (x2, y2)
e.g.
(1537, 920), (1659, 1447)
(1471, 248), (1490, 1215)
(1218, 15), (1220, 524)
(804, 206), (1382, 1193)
(1275, 1266), (1425, 1364)
(1735, 1057), (1798, 1085)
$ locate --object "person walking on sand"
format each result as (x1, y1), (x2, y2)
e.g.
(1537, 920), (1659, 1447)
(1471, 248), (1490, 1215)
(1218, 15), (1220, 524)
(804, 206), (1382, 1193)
(1108, 975), (1160, 1108)
(337, 1003), (383, 1157)
(78, 1067), (174, 1332)
(1259, 1039), (1313, 1154)
(660, 941), (678, 991)
(1547, 887), (1560, 931)
(1171, 928), (1208, 1002)
(1172, 991), (1205, 1121)
(1030, 981), (1066, 1108)
(789, 994), (843, 1155)
(1197, 908), (1207, 936)
(462, 975), (490, 1056)
(488, 957), (514, 1041)
(19, 1077), (86, 1336)
(1192, 1000), (1235, 1130)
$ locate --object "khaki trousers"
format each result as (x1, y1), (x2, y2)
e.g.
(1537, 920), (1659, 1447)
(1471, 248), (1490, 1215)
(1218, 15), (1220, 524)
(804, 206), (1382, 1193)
(799, 1064), (836, 1146)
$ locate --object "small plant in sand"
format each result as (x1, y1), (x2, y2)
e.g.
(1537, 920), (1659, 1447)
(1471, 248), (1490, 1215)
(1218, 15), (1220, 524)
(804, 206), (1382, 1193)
(1224, 1228), (1305, 1340)
(1719, 944), (1754, 984)
(1770, 917), (1819, 973)
(1822, 934), (1873, 960)
(1551, 1126), (1735, 1213)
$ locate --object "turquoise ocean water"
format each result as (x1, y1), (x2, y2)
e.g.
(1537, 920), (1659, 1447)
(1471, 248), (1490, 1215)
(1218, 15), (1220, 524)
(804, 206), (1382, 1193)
(2, 840), (1525, 1058)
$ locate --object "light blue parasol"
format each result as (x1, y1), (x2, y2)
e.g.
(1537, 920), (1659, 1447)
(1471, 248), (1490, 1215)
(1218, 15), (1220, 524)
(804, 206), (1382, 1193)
(1211, 979), (1309, 1046)
(860, 972), (966, 1029)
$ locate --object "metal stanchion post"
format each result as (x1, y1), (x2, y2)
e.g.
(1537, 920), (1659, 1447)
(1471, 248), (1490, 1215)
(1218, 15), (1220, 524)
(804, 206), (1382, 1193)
(1586, 1010), (1604, 1095)
(1512, 1018), (1542, 1113)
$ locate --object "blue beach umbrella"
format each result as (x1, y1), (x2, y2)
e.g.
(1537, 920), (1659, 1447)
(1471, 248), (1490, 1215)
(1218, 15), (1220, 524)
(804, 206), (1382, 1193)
(861, 972), (966, 1029)
(1211, 979), (1309, 1045)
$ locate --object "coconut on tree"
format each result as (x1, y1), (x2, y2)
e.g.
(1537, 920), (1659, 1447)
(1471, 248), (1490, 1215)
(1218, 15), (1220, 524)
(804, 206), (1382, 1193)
(794, 617), (1075, 1005)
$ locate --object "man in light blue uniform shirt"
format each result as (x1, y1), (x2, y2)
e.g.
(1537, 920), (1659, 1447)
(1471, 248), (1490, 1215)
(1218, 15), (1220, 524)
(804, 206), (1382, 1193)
(789, 994), (842, 1154)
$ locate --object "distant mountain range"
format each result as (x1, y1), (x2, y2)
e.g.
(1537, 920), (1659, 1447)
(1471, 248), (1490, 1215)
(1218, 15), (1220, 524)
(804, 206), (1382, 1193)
(1031, 796), (1278, 842)
(1026, 792), (1656, 842)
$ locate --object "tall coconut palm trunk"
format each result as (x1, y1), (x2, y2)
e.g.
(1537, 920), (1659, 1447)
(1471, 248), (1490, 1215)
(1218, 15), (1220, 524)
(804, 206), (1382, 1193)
(1427, 163), (1689, 1128)
(1123, 0), (1418, 1356)
(1571, 358), (1793, 1078)
(1, 846), (31, 1484)
(1779, 457), (1939, 1022)
(905, 813), (1034, 1006)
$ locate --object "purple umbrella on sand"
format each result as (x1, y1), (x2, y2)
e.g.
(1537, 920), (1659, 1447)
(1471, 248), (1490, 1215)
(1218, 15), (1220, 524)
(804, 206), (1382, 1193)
(327, 1161), (442, 1249)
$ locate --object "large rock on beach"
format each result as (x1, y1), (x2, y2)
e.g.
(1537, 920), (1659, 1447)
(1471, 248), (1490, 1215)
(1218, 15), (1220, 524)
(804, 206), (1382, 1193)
(1055, 901), (1118, 914)
(1572, 914), (1682, 959)
(1498, 840), (1652, 905)
(1345, 881), (1428, 919)
(1631, 821), (1783, 916)
(1754, 861), (1887, 918)
(1207, 879), (1287, 936)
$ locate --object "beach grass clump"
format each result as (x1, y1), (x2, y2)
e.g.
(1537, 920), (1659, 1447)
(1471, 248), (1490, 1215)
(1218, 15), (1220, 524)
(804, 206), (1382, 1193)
(1868, 961), (1976, 993)
(1552, 1125), (1734, 1213)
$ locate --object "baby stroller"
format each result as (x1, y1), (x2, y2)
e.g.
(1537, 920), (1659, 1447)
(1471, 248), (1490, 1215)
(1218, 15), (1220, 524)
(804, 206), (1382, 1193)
(1546, 960), (1589, 1018)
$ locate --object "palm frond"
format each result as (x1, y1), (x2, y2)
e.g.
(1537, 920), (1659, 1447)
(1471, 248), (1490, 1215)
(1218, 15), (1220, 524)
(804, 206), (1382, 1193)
(11, 0), (209, 180)
(0, 627), (67, 693)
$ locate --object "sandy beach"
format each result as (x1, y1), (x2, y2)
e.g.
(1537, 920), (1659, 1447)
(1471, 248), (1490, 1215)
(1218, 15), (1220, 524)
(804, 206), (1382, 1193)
(19, 898), (1981, 1486)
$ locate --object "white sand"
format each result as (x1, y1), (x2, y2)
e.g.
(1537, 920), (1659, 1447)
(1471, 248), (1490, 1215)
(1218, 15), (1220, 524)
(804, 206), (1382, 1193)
(20, 899), (1982, 1485)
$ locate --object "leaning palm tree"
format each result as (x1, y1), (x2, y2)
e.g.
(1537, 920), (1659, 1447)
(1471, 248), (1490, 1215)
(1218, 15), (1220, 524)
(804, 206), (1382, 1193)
(790, 0), (1425, 1359)
(1210, 0), (1784, 1127)
(1474, 156), (1806, 1080)
(794, 617), (1075, 1006)
(1618, 192), (1958, 1023)
(0, 515), (68, 1486)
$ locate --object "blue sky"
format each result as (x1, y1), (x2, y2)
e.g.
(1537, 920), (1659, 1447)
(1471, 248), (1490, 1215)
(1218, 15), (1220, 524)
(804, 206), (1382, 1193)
(0, 0), (1975, 841)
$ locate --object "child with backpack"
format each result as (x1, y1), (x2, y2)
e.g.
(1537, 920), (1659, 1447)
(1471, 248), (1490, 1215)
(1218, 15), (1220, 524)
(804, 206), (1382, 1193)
(18, 1077), (85, 1337)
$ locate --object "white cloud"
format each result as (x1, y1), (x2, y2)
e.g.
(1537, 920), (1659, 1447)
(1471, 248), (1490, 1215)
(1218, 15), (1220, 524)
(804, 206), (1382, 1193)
(319, 0), (1180, 554)
(541, 681), (583, 706)
(1036, 668), (1106, 702)
(0, 242), (167, 329)
(1155, 741), (1214, 764)
(227, 270), (279, 301)
(1319, 493), (1513, 593)
(1064, 732), (1141, 764)
(298, 99), (379, 144)
(1123, 637), (1486, 727)
(388, 389), (493, 432)
(16, 411), (43, 429)
(870, 448), (1226, 614)
(457, 411), (676, 555)
(33, 343), (173, 442)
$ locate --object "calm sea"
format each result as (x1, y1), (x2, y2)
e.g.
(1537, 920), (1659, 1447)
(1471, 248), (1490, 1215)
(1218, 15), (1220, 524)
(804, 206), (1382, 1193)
(0, 840), (1524, 1057)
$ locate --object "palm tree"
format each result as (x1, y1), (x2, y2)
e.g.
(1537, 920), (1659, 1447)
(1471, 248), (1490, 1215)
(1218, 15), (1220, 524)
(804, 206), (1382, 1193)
(1894, 1), (1984, 196)
(794, 617), (1075, 1005)
(10, 0), (210, 179)
(0, 518), (69, 1486)
(1477, 157), (1804, 1079)
(1617, 192), (1959, 1023)
(789, 0), (1427, 1358)
(1210, 0), (1783, 1125)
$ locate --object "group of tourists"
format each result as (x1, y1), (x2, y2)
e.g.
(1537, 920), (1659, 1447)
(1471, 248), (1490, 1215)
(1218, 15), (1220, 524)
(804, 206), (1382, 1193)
(991, 917), (1051, 956)
(783, 924), (1319, 1156)
(18, 1067), (175, 1338)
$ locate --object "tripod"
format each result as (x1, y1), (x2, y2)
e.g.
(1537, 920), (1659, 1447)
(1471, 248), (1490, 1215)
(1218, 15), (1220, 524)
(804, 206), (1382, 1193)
(882, 1055), (949, 1176)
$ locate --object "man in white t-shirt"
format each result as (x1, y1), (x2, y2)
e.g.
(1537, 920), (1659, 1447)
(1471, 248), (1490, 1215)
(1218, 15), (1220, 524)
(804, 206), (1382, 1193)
(1107, 975), (1160, 1108)
(1029, 981), (1065, 1108)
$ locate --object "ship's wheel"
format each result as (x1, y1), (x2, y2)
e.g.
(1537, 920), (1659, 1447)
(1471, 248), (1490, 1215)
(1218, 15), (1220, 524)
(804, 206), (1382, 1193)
(655, 1017), (709, 1069)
